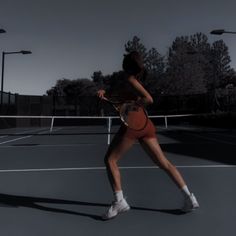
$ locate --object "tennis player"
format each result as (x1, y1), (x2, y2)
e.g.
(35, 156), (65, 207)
(97, 51), (199, 220)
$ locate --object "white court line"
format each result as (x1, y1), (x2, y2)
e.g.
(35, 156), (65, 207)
(0, 143), (103, 148)
(0, 135), (33, 145)
(0, 128), (61, 145)
(0, 165), (235, 173)
(0, 127), (51, 142)
(0, 128), (46, 140)
(0, 141), (163, 148)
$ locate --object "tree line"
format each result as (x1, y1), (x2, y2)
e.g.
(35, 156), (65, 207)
(46, 33), (236, 115)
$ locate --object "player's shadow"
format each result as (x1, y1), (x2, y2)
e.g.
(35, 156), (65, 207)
(0, 193), (185, 220)
(0, 193), (104, 220)
(131, 206), (185, 215)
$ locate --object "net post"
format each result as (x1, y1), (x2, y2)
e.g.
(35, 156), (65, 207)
(107, 117), (112, 145)
(50, 116), (55, 132)
(164, 116), (168, 128)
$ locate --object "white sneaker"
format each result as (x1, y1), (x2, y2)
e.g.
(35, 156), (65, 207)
(102, 198), (130, 220)
(182, 193), (199, 212)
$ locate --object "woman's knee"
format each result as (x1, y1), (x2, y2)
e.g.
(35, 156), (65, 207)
(104, 154), (119, 167)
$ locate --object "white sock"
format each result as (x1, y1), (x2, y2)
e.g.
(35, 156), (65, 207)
(181, 185), (191, 197)
(114, 190), (124, 202)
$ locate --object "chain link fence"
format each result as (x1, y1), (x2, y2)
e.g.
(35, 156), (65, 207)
(1, 89), (236, 116)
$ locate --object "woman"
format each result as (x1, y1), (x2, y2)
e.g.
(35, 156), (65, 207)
(97, 51), (199, 220)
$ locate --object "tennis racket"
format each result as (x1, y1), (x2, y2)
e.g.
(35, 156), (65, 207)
(102, 96), (148, 131)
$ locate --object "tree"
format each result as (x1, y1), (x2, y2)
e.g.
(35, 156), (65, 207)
(46, 78), (71, 97)
(165, 33), (234, 112)
(166, 39), (200, 95)
(209, 40), (231, 90)
(145, 47), (165, 75)
(206, 40), (232, 111)
(143, 48), (166, 94)
(125, 36), (148, 63)
(47, 78), (96, 97)
(47, 78), (97, 115)
(91, 71), (104, 89)
(165, 33), (211, 95)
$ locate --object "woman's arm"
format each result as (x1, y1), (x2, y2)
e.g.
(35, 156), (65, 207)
(127, 75), (153, 105)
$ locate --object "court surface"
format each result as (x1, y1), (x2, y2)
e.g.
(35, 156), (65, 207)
(0, 125), (235, 236)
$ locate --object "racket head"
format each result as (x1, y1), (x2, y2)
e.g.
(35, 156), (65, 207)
(102, 96), (127, 111)
(119, 101), (148, 131)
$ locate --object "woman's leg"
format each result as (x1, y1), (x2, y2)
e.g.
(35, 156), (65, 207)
(102, 133), (135, 219)
(139, 137), (186, 188)
(139, 137), (199, 211)
(104, 133), (135, 192)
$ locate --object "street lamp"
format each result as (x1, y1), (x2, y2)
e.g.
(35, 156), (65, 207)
(0, 29), (6, 34)
(1, 50), (32, 113)
(210, 29), (236, 35)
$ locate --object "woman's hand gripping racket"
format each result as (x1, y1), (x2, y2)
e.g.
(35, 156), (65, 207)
(102, 96), (148, 131)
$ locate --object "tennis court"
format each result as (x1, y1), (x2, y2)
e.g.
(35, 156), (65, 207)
(0, 115), (235, 236)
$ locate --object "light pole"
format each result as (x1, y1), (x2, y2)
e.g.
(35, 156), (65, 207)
(210, 29), (236, 35)
(1, 50), (32, 113)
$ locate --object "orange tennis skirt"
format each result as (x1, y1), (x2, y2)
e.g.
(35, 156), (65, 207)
(117, 118), (156, 140)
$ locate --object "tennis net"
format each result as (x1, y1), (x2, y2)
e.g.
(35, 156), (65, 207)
(0, 113), (233, 144)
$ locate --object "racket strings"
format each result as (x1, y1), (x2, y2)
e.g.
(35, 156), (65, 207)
(120, 103), (148, 130)
(101, 96), (148, 131)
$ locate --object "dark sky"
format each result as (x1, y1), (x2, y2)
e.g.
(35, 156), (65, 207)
(1, 0), (236, 95)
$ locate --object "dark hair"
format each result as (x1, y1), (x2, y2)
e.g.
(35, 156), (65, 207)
(122, 51), (144, 76)
(122, 51), (147, 84)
